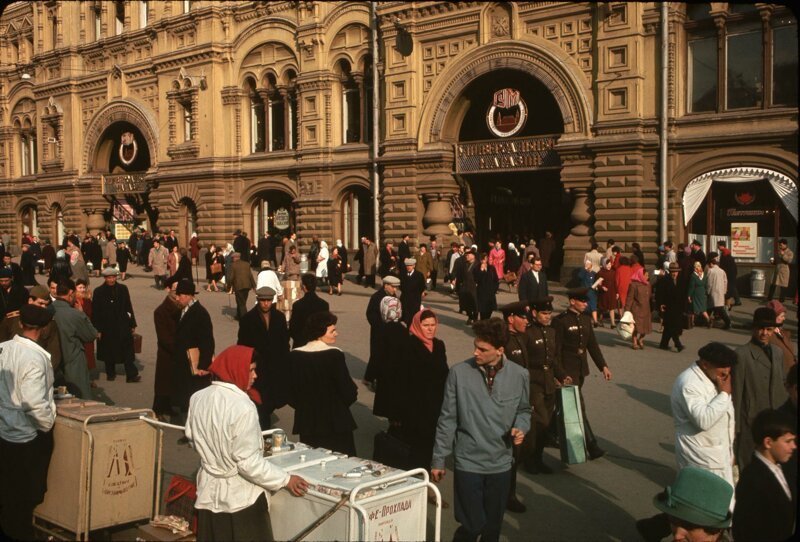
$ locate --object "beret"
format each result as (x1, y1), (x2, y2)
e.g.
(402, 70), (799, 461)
(697, 342), (737, 368)
(20, 304), (52, 327)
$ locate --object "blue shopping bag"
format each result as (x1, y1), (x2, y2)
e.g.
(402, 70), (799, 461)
(558, 385), (587, 464)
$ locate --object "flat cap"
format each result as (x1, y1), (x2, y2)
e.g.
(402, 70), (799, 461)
(697, 342), (737, 368)
(29, 285), (50, 300)
(0, 268), (12, 279)
(101, 266), (120, 276)
(260, 260), (272, 269)
(255, 287), (276, 300)
(404, 258), (416, 266)
(500, 301), (528, 317)
(382, 275), (401, 286)
(530, 296), (554, 312)
(567, 288), (590, 301)
(20, 304), (52, 327)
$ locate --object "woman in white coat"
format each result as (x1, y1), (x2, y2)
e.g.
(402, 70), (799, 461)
(315, 240), (329, 281)
(186, 345), (308, 541)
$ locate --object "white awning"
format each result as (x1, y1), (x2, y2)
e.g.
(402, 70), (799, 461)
(682, 167), (798, 225)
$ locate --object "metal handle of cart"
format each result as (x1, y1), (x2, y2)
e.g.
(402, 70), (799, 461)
(139, 415), (283, 437)
(348, 467), (442, 542)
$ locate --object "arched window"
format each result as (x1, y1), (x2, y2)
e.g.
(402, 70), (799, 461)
(18, 119), (37, 177)
(179, 198), (197, 245)
(20, 205), (38, 237)
(246, 78), (265, 153)
(338, 60), (362, 144)
(251, 190), (294, 237)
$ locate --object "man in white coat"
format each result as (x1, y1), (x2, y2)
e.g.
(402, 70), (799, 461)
(705, 253), (730, 329)
(671, 342), (737, 491)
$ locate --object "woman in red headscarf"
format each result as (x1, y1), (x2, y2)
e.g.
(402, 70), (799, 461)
(624, 268), (652, 350)
(402, 309), (449, 506)
(185, 345), (308, 542)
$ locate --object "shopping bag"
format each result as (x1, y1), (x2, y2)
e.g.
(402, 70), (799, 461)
(164, 474), (198, 533)
(373, 430), (412, 470)
(617, 311), (635, 340)
(210, 262), (222, 275)
(558, 385), (587, 465)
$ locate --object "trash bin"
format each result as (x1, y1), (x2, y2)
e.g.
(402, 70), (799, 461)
(34, 400), (162, 540)
(750, 269), (766, 298)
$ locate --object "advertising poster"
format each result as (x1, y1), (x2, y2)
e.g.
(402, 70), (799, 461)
(731, 223), (757, 258)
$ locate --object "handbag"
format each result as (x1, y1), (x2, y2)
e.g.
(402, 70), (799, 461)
(132, 333), (142, 354)
(373, 430), (412, 470)
(210, 262), (222, 274)
(504, 271), (517, 283)
(164, 474), (198, 534)
(683, 312), (694, 330)
(558, 385), (588, 465)
(617, 311), (635, 340)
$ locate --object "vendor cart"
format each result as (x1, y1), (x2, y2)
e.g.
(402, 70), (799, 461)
(33, 399), (163, 540)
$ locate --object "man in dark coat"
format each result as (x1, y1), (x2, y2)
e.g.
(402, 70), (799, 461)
(1, 253), (23, 286)
(733, 307), (787, 470)
(378, 242), (396, 277)
(397, 234), (411, 263)
(399, 258), (426, 325)
(656, 262), (687, 352)
(517, 256), (548, 303)
(538, 231), (556, 275)
(366, 275), (400, 368)
(289, 273), (329, 349)
(153, 292), (181, 420)
(237, 286), (290, 428)
(456, 249), (478, 323)
(20, 244), (38, 286)
(256, 232), (270, 268)
(307, 235), (320, 273)
(0, 267), (28, 320)
(716, 240), (740, 306)
(689, 239), (706, 268)
(90, 267), (140, 382)
(163, 230), (179, 251)
(232, 230), (250, 262)
(554, 288), (613, 460)
(172, 279), (214, 420)
(732, 409), (796, 542)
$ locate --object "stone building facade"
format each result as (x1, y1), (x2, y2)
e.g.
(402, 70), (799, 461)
(0, 1), (796, 278)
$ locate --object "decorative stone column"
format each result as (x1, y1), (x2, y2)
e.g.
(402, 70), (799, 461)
(421, 193), (455, 236)
(558, 143), (595, 276)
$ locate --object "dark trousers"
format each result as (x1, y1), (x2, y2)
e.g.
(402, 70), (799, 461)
(453, 469), (512, 542)
(234, 289), (250, 320)
(197, 493), (273, 542)
(659, 322), (684, 349)
(508, 445), (522, 502)
(0, 430), (54, 541)
(768, 283), (786, 302)
(710, 305), (731, 327)
(365, 273), (376, 288)
(430, 270), (438, 290)
(522, 389), (555, 467)
(154, 274), (166, 288)
(104, 353), (139, 379)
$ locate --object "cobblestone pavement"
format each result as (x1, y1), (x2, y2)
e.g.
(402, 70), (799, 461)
(69, 263), (796, 541)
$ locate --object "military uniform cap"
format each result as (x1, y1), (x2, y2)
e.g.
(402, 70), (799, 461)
(530, 296), (554, 312)
(567, 288), (590, 301)
(500, 301), (528, 317)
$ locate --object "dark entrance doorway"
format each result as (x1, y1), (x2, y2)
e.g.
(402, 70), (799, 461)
(455, 68), (567, 271)
(466, 170), (571, 247)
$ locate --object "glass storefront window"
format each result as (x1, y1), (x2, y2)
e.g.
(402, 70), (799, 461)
(689, 37), (718, 112)
(726, 29), (763, 109)
(772, 24), (798, 106)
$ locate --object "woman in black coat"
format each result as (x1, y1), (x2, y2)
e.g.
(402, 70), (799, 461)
(365, 297), (408, 425)
(474, 252), (499, 320)
(116, 242), (132, 280)
(326, 247), (344, 295)
(289, 311), (358, 456)
(164, 248), (192, 289)
(400, 309), (448, 473)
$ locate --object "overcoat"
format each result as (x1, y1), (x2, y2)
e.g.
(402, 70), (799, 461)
(363, 243), (378, 275)
(624, 281), (652, 335)
(774, 247), (793, 287)
(288, 291), (329, 349)
(172, 301), (215, 410)
(237, 305), (290, 413)
(52, 299), (97, 399)
(687, 272), (708, 313)
(149, 246), (169, 275)
(153, 295), (180, 411)
(705, 266), (727, 307)
(733, 341), (787, 470)
(91, 282), (136, 366)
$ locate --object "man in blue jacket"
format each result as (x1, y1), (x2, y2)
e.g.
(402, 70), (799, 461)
(431, 317), (530, 542)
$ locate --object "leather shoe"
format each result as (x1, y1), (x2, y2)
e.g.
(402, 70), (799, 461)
(587, 445), (606, 460)
(676, 345), (685, 353)
(126, 375), (142, 383)
(506, 497), (527, 513)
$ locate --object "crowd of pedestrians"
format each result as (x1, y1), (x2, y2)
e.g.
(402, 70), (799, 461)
(0, 225), (796, 542)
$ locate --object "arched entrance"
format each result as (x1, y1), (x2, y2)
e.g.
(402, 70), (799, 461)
(454, 69), (569, 267)
(20, 204), (38, 239)
(340, 185), (372, 249)
(251, 190), (295, 238)
(178, 198), (198, 246)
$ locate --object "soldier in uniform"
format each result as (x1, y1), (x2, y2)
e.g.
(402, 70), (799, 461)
(553, 288), (612, 460)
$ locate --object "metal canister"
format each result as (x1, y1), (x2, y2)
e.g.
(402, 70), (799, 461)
(271, 429), (286, 450)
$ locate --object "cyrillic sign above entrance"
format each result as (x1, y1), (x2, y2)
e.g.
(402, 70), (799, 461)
(486, 88), (527, 137)
(102, 173), (149, 195)
(456, 135), (560, 174)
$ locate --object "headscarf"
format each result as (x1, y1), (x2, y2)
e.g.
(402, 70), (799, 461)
(631, 267), (648, 284)
(336, 239), (343, 248)
(380, 296), (402, 323)
(507, 242), (518, 255)
(766, 300), (785, 316)
(209, 345), (261, 404)
(409, 309), (437, 352)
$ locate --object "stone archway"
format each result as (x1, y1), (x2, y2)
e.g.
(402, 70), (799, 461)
(82, 98), (160, 173)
